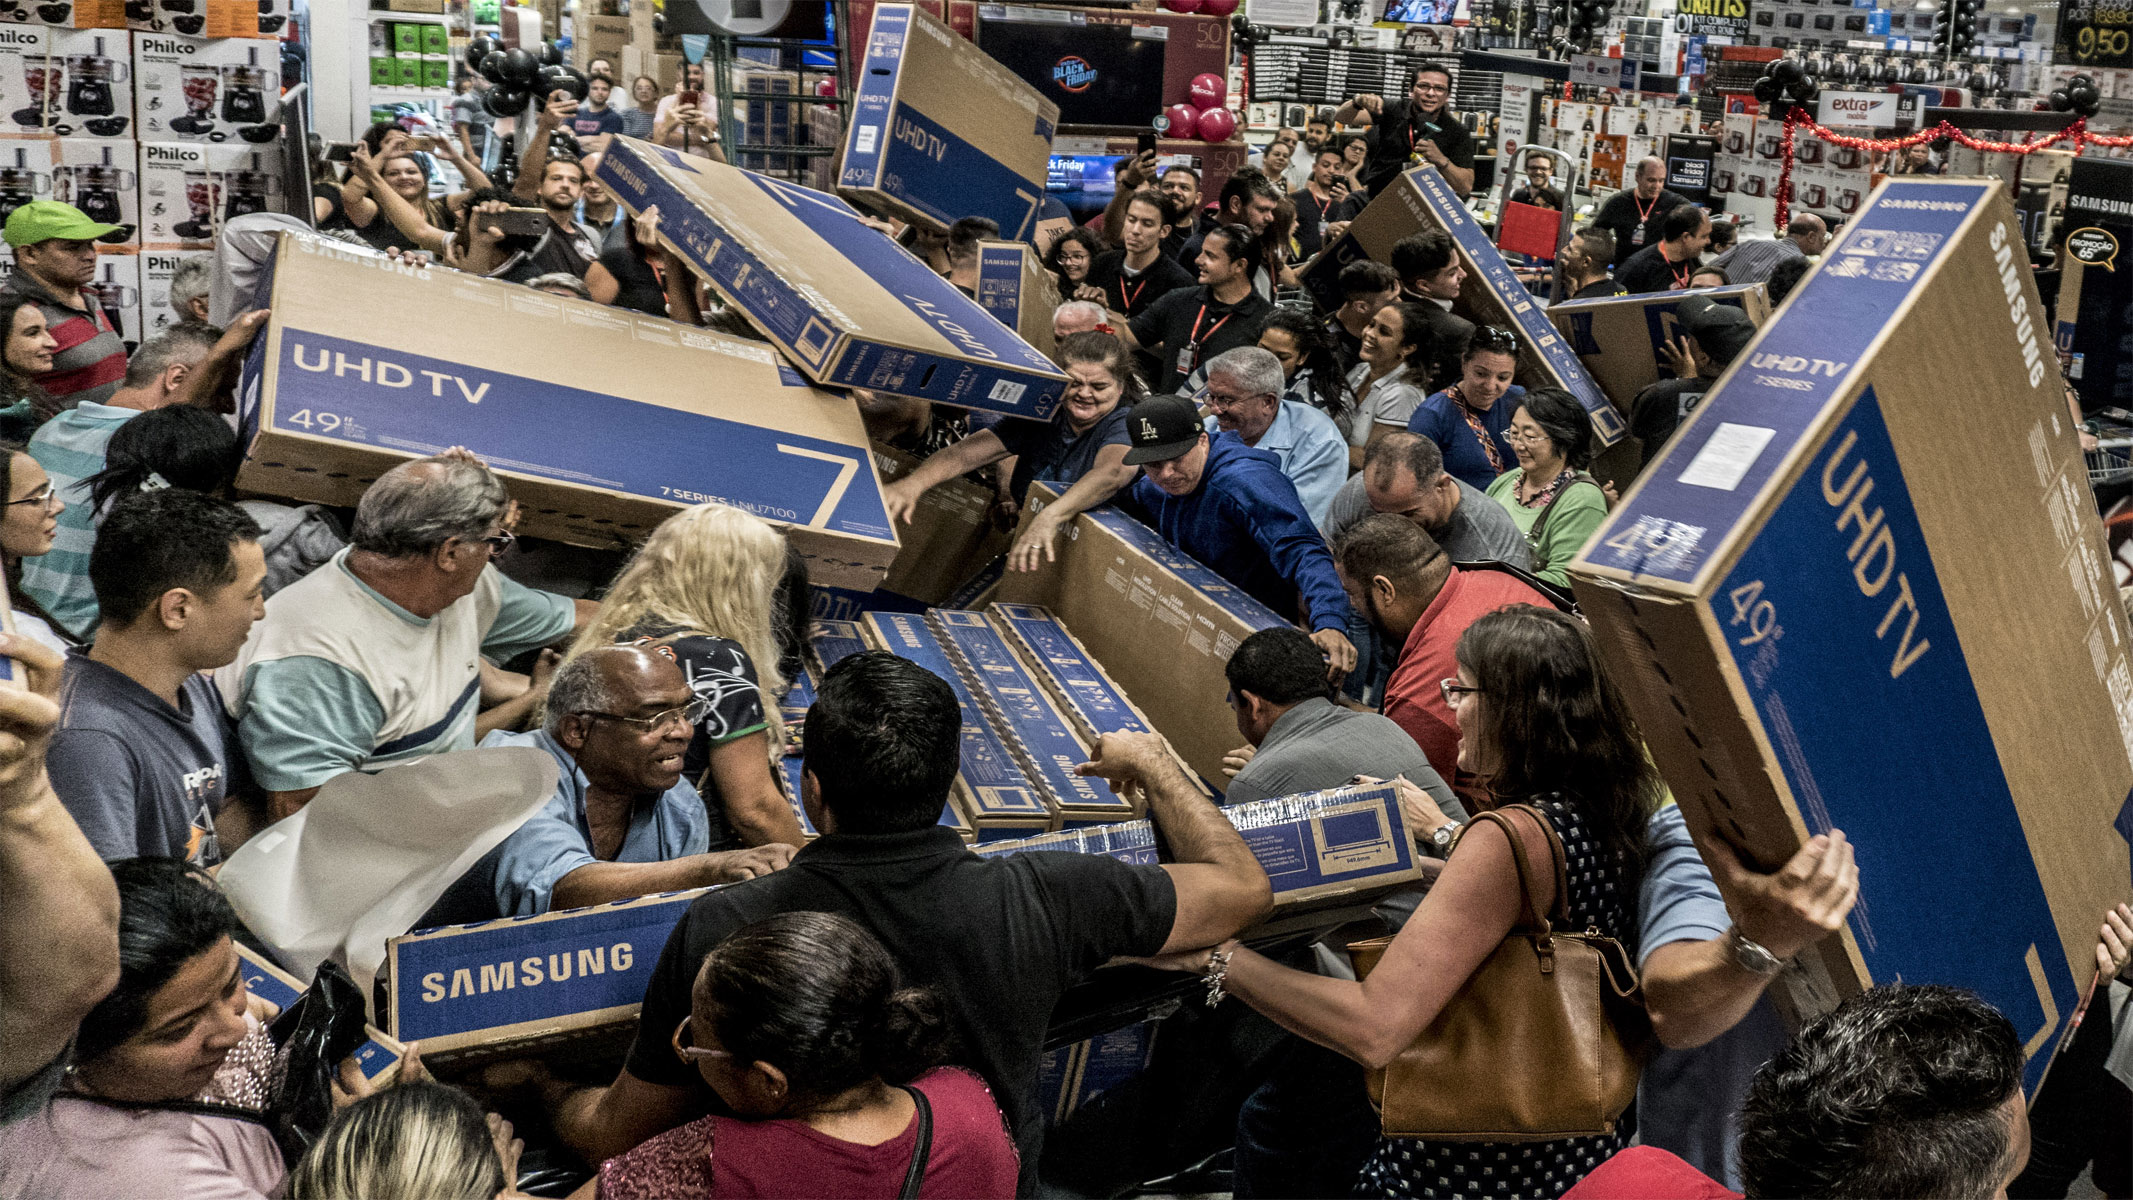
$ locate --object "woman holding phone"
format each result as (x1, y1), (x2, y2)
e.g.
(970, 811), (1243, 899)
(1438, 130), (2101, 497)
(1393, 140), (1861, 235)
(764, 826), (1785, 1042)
(652, 63), (724, 161)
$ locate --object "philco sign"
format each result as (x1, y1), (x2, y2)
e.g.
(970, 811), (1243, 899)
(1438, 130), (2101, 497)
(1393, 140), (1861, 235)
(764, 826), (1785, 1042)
(1818, 91), (1900, 129)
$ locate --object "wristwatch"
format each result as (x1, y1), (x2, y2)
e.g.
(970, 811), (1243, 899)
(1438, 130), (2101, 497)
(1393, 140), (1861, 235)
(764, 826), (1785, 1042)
(1728, 927), (1786, 976)
(1429, 820), (1462, 853)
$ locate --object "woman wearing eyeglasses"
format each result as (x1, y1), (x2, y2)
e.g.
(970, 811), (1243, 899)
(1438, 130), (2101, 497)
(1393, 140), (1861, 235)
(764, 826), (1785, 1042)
(1134, 607), (1657, 1200)
(1406, 325), (1526, 492)
(597, 911), (1020, 1199)
(1486, 387), (1609, 589)
(567, 503), (809, 851)
(0, 442), (72, 656)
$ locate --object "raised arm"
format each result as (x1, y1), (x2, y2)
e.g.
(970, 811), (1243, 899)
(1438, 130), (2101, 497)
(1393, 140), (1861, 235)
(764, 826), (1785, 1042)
(349, 144), (455, 256)
(546, 845), (794, 913)
(1099, 150), (1157, 246)
(513, 93), (575, 202)
(1076, 730), (1271, 952)
(0, 634), (120, 1103)
(879, 429), (1010, 526)
(1007, 444), (1136, 573)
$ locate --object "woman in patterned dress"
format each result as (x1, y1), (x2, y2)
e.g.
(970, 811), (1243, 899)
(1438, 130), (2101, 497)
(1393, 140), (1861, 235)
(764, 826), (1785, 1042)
(1144, 606), (1659, 1199)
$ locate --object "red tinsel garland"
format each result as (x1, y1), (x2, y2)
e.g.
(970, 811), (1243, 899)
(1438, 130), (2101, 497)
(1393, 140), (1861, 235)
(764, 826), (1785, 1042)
(1771, 111), (2133, 228)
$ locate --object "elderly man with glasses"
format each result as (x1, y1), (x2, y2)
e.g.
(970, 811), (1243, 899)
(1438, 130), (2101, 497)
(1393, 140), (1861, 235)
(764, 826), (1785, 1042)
(415, 645), (794, 928)
(219, 450), (599, 819)
(1200, 346), (1349, 529)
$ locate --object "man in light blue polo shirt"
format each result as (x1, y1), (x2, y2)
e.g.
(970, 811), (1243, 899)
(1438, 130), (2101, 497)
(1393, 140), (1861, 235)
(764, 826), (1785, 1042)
(23, 324), (223, 639)
(1200, 346), (1348, 529)
(218, 452), (594, 819)
(415, 646), (794, 929)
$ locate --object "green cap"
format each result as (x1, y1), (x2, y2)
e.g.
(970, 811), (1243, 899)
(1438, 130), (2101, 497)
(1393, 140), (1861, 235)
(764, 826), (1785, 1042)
(3, 200), (121, 248)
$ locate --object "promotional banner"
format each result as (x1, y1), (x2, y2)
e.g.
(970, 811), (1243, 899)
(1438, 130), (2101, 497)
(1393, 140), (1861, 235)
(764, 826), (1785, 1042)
(1674, 0), (1750, 42)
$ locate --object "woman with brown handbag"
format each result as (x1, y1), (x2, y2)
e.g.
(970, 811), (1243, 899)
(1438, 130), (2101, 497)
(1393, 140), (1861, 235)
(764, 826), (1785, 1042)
(1142, 606), (1660, 1198)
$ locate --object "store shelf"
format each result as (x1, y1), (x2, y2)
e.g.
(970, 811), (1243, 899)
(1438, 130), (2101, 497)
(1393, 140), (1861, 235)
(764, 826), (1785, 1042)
(371, 87), (451, 101)
(367, 9), (451, 23)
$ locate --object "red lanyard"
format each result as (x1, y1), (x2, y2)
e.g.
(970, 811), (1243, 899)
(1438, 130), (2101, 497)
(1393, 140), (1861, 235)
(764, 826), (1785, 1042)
(1118, 274), (1149, 313)
(1668, 256), (1693, 290)
(1186, 303), (1233, 359)
(1635, 190), (1660, 224)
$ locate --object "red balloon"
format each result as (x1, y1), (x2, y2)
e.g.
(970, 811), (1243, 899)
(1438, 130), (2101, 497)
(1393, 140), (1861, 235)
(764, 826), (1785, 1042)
(1201, 0), (1239, 12)
(1189, 71), (1226, 110)
(1160, 0), (1204, 10)
(1160, 103), (1200, 137)
(1196, 105), (1237, 143)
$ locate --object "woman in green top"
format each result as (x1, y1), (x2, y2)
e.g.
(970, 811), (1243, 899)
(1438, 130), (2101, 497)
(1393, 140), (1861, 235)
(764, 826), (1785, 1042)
(1486, 386), (1609, 589)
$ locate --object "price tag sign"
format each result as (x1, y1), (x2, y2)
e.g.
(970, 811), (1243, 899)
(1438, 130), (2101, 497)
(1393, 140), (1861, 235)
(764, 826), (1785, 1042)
(2057, 0), (2133, 68)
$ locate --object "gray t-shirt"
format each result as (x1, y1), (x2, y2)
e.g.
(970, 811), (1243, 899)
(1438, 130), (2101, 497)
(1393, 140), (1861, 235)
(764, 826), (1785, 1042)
(1225, 697), (1467, 832)
(48, 652), (239, 866)
(1322, 474), (1533, 570)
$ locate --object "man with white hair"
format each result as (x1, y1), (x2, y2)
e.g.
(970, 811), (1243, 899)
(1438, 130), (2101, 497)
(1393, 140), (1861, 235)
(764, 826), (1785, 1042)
(1052, 299), (1107, 344)
(1200, 346), (1347, 528)
(219, 451), (596, 819)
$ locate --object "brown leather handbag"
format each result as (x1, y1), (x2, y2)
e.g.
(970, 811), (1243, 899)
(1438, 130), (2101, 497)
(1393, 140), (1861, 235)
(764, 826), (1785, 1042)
(1347, 803), (1651, 1142)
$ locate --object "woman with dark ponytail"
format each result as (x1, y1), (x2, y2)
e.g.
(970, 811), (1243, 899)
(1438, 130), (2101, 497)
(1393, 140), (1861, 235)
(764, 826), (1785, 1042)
(596, 911), (1019, 1198)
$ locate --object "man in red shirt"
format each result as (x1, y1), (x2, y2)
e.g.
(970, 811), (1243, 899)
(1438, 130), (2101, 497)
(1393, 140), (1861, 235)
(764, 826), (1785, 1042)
(2, 202), (128, 415)
(1332, 513), (1551, 797)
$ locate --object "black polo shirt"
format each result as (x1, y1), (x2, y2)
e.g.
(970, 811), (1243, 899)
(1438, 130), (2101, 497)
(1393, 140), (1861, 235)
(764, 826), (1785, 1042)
(1129, 285), (1275, 395)
(1592, 187), (1688, 266)
(1617, 242), (1698, 295)
(1289, 186), (1363, 259)
(1085, 248), (1195, 319)
(1359, 99), (1476, 196)
(623, 824), (1177, 1195)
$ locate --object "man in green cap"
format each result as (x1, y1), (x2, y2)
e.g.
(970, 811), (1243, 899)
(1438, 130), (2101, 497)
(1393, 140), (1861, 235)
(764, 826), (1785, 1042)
(3, 200), (128, 416)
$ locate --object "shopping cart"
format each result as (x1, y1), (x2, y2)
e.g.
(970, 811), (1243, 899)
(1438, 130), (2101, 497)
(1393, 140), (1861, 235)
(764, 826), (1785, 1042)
(2087, 438), (2133, 488)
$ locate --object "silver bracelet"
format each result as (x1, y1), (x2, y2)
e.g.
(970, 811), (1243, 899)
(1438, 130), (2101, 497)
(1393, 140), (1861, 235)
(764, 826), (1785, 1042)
(1202, 947), (1234, 1008)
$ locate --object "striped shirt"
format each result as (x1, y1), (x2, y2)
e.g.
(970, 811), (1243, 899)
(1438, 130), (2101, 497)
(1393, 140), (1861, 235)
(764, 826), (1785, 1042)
(2, 271), (127, 412)
(23, 401), (138, 639)
(1709, 236), (1805, 286)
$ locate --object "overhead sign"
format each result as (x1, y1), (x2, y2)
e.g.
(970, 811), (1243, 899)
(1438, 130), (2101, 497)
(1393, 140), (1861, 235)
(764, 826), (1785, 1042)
(2057, 0), (2133, 70)
(1570, 52), (1639, 91)
(1817, 90), (1901, 129)
(1673, 0), (1750, 41)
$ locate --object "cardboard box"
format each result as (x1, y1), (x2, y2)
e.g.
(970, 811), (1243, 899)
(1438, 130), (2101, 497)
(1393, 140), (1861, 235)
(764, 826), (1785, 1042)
(139, 141), (283, 248)
(135, 33), (281, 143)
(733, 66), (798, 176)
(88, 245), (138, 344)
(1569, 178), (2133, 1090)
(621, 45), (680, 93)
(0, 26), (58, 138)
(979, 783), (1426, 912)
(974, 240), (1060, 363)
(990, 601), (1165, 745)
(9, 29), (135, 139)
(996, 489), (1289, 786)
(578, 15), (628, 70)
(385, 888), (707, 1066)
(392, 58), (420, 89)
(1037, 1019), (1158, 1128)
(234, 232), (900, 590)
(54, 137), (136, 243)
(2056, 158), (2133, 414)
(860, 610), (1055, 839)
(236, 944), (406, 1084)
(930, 608), (1138, 825)
(140, 246), (207, 335)
(596, 140), (1068, 419)
(1302, 166), (1624, 449)
(5, 0), (119, 32)
(1547, 282), (1771, 411)
(838, 3), (1058, 239)
(872, 443), (1012, 605)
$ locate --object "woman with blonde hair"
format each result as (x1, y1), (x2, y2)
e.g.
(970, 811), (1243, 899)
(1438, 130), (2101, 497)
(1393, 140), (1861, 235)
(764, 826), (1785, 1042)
(570, 503), (807, 848)
(288, 1082), (523, 1200)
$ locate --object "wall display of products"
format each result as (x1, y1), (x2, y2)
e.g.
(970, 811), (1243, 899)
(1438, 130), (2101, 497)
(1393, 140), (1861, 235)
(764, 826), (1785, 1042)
(1707, 111), (1870, 228)
(0, 26), (133, 138)
(1534, 96), (1695, 193)
(140, 245), (204, 333)
(54, 133), (133, 236)
(135, 31), (278, 142)
(138, 136), (278, 247)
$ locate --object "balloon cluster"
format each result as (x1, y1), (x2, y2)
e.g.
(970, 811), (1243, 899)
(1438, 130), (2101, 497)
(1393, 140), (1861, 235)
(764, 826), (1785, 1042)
(462, 35), (586, 119)
(1931, 0), (1977, 57)
(2048, 73), (2104, 118)
(1550, 0), (1612, 52)
(1154, 72), (1237, 143)
(1751, 55), (1819, 117)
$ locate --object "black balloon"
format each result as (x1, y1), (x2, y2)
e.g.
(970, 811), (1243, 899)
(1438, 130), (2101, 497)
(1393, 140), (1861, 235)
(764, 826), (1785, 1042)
(462, 34), (497, 73)
(1753, 77), (1780, 103)
(559, 66), (591, 100)
(2049, 89), (2072, 111)
(1790, 74), (1818, 100)
(478, 50), (508, 85)
(536, 40), (562, 67)
(1772, 56), (1803, 84)
(482, 87), (528, 118)
(498, 46), (541, 88)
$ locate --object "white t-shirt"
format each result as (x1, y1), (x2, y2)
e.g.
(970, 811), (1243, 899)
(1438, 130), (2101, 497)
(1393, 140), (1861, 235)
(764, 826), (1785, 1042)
(652, 92), (719, 157)
(1343, 361), (1427, 447)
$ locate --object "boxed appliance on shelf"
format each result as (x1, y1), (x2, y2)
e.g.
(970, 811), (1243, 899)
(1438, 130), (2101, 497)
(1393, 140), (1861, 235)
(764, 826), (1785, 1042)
(54, 136), (135, 242)
(139, 139), (280, 248)
(134, 32), (280, 143)
(140, 245), (207, 334)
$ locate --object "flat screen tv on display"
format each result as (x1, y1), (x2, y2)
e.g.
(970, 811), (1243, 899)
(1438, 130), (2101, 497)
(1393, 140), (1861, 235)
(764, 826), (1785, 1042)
(1385, 0), (1459, 23)
(974, 17), (1167, 131)
(1047, 154), (1127, 224)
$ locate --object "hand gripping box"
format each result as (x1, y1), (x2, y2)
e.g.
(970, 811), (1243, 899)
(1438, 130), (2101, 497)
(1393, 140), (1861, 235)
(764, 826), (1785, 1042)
(384, 889), (710, 1067)
(1568, 178), (2133, 1090)
(996, 487), (1291, 786)
(974, 240), (1060, 363)
(861, 610), (1047, 839)
(872, 442), (1013, 606)
(838, 3), (1059, 239)
(977, 783), (1426, 915)
(235, 944), (406, 1085)
(1301, 166), (1623, 451)
(595, 139), (1069, 420)
(235, 233), (899, 592)
(1546, 282), (1771, 412)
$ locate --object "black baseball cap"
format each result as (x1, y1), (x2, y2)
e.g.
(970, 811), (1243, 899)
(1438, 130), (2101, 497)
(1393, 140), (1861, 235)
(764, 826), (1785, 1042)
(1122, 394), (1206, 465)
(1676, 295), (1758, 366)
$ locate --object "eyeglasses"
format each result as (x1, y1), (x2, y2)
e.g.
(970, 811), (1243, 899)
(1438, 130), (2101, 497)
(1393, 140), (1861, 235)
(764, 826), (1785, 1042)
(580, 695), (713, 734)
(1504, 426), (1548, 444)
(1413, 83), (1450, 95)
(474, 528), (516, 556)
(1440, 678), (1485, 705)
(1472, 326), (1518, 353)
(5, 484), (57, 511)
(671, 1015), (736, 1066)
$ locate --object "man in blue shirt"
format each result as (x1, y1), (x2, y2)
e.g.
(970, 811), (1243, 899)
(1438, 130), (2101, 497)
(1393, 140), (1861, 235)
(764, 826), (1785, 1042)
(417, 645), (795, 928)
(1200, 346), (1348, 530)
(1126, 393), (1357, 678)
